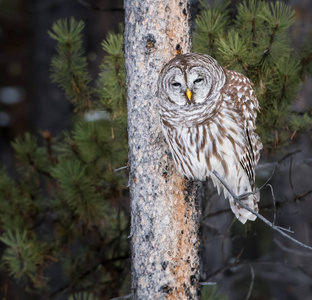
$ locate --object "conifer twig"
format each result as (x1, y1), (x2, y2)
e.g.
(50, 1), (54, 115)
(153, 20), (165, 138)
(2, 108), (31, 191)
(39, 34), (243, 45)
(212, 170), (312, 251)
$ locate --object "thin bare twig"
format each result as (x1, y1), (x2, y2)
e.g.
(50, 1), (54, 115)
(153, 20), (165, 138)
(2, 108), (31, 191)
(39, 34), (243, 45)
(114, 166), (128, 172)
(199, 281), (217, 286)
(245, 264), (255, 300)
(212, 170), (312, 252)
(266, 184), (276, 225)
(202, 166), (277, 220)
(257, 165), (276, 191)
(294, 189), (312, 201)
(277, 149), (301, 164)
(256, 149), (301, 171)
(274, 239), (312, 257)
(274, 225), (294, 234)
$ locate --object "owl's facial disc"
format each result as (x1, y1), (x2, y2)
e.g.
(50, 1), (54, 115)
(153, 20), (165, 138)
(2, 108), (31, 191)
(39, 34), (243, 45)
(164, 66), (212, 106)
(164, 68), (189, 106)
(187, 67), (212, 104)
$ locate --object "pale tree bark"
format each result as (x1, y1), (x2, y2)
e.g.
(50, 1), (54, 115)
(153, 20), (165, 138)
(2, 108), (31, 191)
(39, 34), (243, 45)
(124, 1), (200, 299)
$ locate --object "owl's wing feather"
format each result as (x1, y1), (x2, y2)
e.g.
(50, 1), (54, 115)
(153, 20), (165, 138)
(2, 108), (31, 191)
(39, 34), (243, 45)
(222, 69), (263, 223)
(224, 69), (262, 188)
(240, 129), (256, 186)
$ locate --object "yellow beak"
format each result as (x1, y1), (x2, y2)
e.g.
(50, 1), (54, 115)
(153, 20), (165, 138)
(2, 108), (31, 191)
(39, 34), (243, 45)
(186, 89), (192, 101)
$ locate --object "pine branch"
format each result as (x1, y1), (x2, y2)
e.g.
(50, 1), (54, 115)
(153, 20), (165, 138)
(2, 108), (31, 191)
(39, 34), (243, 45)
(51, 158), (106, 224)
(0, 230), (49, 288)
(48, 18), (93, 112)
(98, 26), (126, 118)
(299, 36), (312, 77)
(193, 3), (229, 55)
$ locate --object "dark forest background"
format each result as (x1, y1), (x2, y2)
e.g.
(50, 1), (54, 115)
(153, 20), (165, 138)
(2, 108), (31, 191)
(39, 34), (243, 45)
(1, 0), (312, 299)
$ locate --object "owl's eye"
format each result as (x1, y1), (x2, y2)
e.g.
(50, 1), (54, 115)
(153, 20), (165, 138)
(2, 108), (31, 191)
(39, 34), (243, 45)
(194, 78), (203, 84)
(172, 82), (181, 88)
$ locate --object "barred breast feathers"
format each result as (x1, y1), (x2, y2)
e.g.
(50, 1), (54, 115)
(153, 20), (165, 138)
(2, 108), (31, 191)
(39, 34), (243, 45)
(157, 54), (262, 223)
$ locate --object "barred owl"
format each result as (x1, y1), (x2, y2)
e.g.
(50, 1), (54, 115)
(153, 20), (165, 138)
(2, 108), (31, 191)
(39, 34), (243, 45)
(157, 53), (262, 224)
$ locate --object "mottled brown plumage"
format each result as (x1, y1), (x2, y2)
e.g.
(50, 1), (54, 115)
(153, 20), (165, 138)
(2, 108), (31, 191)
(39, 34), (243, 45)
(157, 53), (262, 224)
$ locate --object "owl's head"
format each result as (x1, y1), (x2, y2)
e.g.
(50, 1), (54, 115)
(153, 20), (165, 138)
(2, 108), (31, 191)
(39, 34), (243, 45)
(157, 53), (226, 107)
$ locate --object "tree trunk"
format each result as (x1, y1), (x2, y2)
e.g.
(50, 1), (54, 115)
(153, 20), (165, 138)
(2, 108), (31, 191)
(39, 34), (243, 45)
(124, 1), (200, 299)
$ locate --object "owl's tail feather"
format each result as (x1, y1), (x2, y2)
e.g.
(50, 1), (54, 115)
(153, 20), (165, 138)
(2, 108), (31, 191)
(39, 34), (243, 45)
(229, 191), (259, 224)
(210, 175), (259, 224)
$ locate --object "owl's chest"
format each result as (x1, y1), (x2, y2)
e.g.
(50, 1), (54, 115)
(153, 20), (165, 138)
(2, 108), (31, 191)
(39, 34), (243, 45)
(164, 120), (243, 181)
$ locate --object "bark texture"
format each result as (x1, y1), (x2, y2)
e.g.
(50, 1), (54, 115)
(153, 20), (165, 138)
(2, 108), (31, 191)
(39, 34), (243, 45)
(124, 1), (200, 299)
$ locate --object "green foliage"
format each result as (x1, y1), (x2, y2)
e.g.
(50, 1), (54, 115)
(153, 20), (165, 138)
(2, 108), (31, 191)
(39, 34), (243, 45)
(193, 0), (312, 152)
(0, 230), (49, 288)
(11, 133), (50, 176)
(260, 1), (295, 32)
(51, 158), (106, 223)
(48, 18), (93, 112)
(98, 25), (126, 120)
(193, 1), (229, 55)
(1, 1), (312, 298)
(289, 112), (312, 132)
(0, 167), (26, 230)
(0, 19), (129, 299)
(216, 30), (249, 72)
(299, 37), (312, 77)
